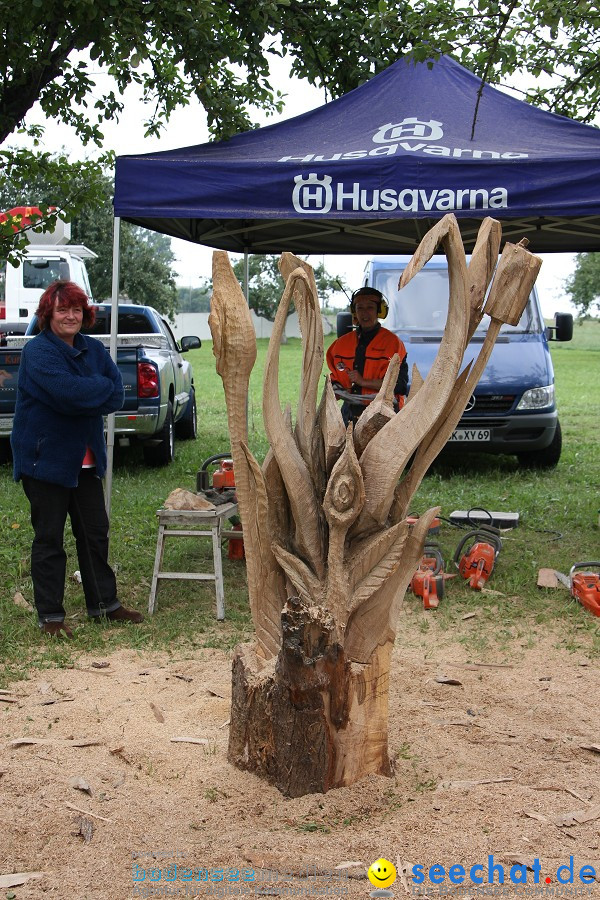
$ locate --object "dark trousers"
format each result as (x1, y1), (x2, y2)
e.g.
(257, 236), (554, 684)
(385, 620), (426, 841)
(21, 471), (120, 624)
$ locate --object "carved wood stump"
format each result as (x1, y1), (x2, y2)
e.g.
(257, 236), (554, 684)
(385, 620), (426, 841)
(210, 218), (541, 796)
(228, 597), (392, 797)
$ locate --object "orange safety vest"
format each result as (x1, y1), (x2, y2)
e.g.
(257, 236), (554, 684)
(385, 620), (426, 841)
(326, 327), (407, 407)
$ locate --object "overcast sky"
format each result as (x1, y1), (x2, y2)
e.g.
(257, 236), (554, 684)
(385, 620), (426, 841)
(11, 55), (578, 317)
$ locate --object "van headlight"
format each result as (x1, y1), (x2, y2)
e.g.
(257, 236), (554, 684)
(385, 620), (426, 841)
(516, 384), (554, 411)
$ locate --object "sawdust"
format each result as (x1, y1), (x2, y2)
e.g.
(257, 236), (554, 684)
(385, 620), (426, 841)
(1, 615), (599, 899)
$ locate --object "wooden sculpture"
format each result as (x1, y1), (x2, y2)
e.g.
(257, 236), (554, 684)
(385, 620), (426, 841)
(208, 213), (541, 797)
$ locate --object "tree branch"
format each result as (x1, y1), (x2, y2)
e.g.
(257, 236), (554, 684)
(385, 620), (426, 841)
(470, 0), (520, 140)
(0, 30), (78, 144)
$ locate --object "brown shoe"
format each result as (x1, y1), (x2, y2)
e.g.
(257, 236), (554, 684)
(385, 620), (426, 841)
(42, 622), (74, 639)
(105, 605), (144, 624)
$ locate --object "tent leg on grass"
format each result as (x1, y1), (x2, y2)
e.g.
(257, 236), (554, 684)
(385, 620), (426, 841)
(105, 215), (121, 521)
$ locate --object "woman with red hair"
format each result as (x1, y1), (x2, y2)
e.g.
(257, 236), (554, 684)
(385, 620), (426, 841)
(11, 280), (144, 638)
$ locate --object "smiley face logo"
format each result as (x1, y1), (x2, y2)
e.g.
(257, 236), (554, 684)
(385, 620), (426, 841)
(368, 858), (397, 889)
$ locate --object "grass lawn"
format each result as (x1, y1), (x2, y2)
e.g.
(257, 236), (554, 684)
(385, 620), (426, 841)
(1, 318), (599, 685)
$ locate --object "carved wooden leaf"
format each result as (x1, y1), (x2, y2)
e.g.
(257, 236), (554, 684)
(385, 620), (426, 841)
(407, 362), (424, 402)
(467, 217), (502, 339)
(263, 268), (325, 579)
(209, 251), (257, 390)
(345, 508), (440, 662)
(319, 378), (346, 474)
(349, 522), (411, 615)
(239, 441), (269, 543)
(279, 256), (324, 486)
(399, 214), (457, 290)
(349, 520), (410, 592)
(310, 388), (328, 504)
(271, 542), (320, 606)
(238, 442), (283, 658)
(262, 449), (292, 548)
(294, 277), (324, 461)
(353, 355), (399, 458)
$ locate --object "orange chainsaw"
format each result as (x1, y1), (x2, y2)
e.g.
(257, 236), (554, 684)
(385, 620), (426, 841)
(412, 543), (445, 609)
(555, 563), (600, 617)
(453, 524), (502, 590)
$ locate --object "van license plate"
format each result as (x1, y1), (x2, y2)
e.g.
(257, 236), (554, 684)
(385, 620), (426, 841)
(450, 429), (491, 442)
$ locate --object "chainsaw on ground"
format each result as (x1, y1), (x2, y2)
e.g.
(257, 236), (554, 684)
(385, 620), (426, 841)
(453, 519), (502, 591)
(411, 543), (446, 609)
(555, 563), (600, 617)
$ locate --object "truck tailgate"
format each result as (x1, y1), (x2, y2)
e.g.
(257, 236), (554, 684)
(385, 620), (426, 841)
(0, 347), (140, 419)
(116, 347), (140, 412)
(0, 349), (21, 426)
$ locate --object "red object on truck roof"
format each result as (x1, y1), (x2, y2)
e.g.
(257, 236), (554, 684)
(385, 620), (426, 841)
(0, 206), (53, 231)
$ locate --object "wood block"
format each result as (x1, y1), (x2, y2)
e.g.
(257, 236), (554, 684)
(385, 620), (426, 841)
(485, 241), (542, 326)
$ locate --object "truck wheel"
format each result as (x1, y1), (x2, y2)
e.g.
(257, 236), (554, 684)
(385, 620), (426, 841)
(143, 401), (175, 466)
(516, 420), (562, 470)
(175, 387), (197, 440)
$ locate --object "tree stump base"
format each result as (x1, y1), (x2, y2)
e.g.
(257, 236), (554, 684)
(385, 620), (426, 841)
(228, 597), (392, 797)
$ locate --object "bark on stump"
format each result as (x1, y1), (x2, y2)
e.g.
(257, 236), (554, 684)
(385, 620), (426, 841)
(228, 597), (392, 797)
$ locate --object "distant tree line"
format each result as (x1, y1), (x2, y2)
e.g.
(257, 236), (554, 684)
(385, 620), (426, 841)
(176, 256), (347, 320)
(177, 285), (211, 312)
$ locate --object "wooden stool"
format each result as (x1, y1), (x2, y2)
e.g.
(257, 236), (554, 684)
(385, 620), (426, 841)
(148, 503), (238, 619)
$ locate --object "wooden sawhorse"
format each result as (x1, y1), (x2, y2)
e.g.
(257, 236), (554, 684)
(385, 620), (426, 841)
(148, 503), (238, 620)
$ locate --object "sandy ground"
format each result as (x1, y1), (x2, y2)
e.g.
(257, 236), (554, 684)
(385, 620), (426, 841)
(1, 618), (599, 900)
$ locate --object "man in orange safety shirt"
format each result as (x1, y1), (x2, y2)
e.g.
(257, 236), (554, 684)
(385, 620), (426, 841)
(326, 287), (408, 426)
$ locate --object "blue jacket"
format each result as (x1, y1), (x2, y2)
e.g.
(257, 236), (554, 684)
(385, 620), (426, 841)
(11, 329), (124, 487)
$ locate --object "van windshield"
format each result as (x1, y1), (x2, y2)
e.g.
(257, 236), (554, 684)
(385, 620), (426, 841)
(372, 268), (538, 334)
(23, 258), (69, 289)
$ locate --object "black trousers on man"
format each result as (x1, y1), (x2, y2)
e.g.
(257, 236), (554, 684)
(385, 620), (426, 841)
(21, 470), (120, 624)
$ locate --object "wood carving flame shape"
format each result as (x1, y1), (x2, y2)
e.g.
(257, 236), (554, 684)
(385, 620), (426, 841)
(209, 215), (541, 796)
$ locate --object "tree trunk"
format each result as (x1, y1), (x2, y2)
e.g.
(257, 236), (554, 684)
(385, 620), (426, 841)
(228, 597), (392, 797)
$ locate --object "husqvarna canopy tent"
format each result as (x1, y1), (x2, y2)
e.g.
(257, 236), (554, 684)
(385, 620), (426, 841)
(114, 54), (600, 254)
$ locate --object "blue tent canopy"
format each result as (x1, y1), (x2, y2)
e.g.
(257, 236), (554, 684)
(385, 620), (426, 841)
(114, 54), (600, 254)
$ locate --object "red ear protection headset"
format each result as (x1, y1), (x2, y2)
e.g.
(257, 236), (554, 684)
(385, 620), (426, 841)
(350, 287), (389, 320)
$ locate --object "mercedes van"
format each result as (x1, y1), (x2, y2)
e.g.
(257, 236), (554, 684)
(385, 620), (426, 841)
(348, 255), (573, 468)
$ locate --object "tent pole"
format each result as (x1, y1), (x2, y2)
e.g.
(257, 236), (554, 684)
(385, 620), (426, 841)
(105, 216), (121, 521)
(243, 250), (249, 302)
(243, 250), (249, 426)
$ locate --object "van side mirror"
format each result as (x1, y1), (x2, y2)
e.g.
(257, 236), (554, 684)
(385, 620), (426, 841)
(180, 335), (201, 352)
(546, 312), (573, 342)
(336, 312), (354, 338)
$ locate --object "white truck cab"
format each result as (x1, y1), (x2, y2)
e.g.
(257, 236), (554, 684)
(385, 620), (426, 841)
(0, 213), (96, 323)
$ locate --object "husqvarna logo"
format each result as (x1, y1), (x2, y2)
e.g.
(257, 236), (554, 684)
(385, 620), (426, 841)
(372, 118), (444, 143)
(292, 173), (333, 214)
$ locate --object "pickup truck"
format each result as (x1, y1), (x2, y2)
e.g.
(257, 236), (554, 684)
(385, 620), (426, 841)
(0, 303), (201, 466)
